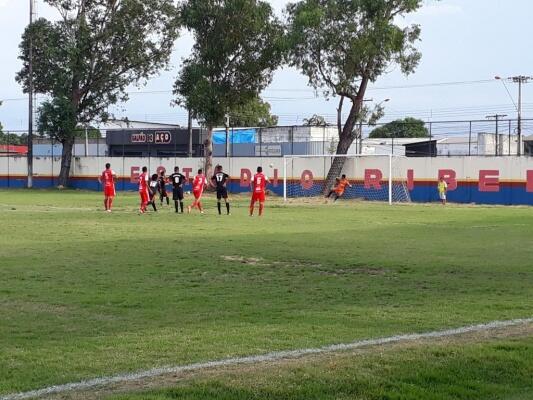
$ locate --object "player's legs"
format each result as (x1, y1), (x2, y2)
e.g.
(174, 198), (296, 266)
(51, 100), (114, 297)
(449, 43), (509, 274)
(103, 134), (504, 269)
(224, 196), (230, 215)
(216, 191), (222, 215)
(258, 193), (266, 216)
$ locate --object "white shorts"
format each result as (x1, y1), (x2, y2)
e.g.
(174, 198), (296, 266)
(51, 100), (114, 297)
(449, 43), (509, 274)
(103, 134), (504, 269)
(439, 192), (446, 200)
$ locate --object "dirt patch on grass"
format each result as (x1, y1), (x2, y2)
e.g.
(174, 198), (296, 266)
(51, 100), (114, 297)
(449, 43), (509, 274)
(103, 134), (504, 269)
(220, 255), (265, 266)
(42, 322), (533, 400)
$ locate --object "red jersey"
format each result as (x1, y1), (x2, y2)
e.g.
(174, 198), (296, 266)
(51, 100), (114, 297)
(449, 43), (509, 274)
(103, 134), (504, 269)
(193, 174), (207, 192)
(252, 173), (268, 193)
(138, 172), (149, 192)
(101, 169), (115, 188)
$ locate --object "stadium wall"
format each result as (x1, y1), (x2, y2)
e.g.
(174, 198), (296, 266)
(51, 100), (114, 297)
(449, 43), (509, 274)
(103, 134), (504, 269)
(2, 156), (533, 205)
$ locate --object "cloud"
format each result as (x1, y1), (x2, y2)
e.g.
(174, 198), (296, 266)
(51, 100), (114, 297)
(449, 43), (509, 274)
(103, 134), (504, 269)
(416, 2), (463, 17)
(0, 0), (9, 7)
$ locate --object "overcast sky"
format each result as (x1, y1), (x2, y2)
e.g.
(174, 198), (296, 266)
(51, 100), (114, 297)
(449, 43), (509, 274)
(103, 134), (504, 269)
(1, 0), (533, 131)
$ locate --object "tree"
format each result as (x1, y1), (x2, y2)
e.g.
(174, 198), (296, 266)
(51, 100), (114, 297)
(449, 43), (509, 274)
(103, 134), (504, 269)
(287, 0), (423, 191)
(230, 97), (278, 127)
(174, 0), (284, 176)
(303, 114), (328, 127)
(17, 0), (179, 187)
(369, 117), (429, 138)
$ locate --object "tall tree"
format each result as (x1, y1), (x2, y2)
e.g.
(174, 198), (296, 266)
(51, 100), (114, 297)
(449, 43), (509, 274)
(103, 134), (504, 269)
(230, 97), (278, 127)
(17, 0), (180, 187)
(369, 117), (429, 138)
(174, 0), (284, 176)
(287, 0), (423, 191)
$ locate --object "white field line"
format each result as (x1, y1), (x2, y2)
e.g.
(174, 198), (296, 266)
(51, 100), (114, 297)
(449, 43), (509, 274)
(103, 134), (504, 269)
(2, 317), (532, 400)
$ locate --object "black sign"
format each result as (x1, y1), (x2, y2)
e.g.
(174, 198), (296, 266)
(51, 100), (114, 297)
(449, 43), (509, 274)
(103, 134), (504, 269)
(107, 129), (200, 146)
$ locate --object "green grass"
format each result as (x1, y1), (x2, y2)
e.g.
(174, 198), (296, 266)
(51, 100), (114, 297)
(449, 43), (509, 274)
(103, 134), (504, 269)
(110, 335), (533, 400)
(0, 189), (532, 396)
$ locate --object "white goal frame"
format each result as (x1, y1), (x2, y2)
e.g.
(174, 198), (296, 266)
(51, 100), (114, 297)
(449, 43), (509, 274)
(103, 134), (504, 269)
(283, 154), (404, 205)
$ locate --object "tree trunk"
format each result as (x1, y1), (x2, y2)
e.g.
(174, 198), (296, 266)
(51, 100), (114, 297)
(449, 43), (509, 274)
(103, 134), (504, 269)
(323, 79), (369, 194)
(58, 137), (75, 188)
(204, 125), (214, 178)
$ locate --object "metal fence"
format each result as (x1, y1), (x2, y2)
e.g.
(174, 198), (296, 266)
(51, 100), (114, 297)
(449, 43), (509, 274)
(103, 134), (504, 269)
(2, 118), (533, 158)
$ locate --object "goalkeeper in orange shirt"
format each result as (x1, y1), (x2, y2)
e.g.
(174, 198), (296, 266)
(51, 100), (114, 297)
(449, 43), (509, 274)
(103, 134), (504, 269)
(325, 174), (352, 202)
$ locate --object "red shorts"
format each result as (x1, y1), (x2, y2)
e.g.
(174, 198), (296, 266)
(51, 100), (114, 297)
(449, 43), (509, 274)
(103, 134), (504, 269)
(251, 192), (266, 203)
(139, 190), (149, 204)
(104, 186), (115, 197)
(193, 190), (203, 200)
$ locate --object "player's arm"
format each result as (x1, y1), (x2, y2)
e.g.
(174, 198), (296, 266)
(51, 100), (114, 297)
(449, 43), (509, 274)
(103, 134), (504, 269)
(98, 173), (103, 185)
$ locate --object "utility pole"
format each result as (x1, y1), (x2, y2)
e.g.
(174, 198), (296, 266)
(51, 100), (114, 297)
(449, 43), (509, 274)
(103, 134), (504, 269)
(27, 0), (35, 188)
(486, 114), (507, 156)
(495, 75), (533, 156)
(187, 109), (193, 157)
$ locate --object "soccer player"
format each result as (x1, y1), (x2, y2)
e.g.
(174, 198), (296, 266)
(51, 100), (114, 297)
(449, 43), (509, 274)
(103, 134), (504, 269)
(148, 174), (159, 212)
(438, 176), (448, 206)
(158, 170), (170, 206)
(98, 163), (116, 212)
(326, 174), (352, 202)
(250, 166), (269, 217)
(138, 166), (150, 213)
(211, 165), (231, 215)
(168, 166), (187, 213)
(188, 169), (208, 214)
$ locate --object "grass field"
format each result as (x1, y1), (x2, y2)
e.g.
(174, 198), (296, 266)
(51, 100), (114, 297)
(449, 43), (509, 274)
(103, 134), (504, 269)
(0, 189), (532, 399)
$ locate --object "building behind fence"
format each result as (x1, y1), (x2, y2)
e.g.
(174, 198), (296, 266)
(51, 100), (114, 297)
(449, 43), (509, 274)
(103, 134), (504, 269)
(2, 118), (533, 158)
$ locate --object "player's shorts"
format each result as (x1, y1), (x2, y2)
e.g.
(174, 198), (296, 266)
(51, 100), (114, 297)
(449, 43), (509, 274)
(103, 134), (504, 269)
(334, 190), (345, 197)
(104, 186), (115, 197)
(439, 192), (446, 200)
(173, 187), (184, 201)
(139, 190), (149, 204)
(251, 192), (266, 203)
(193, 189), (203, 199)
(216, 187), (228, 200)
(159, 187), (168, 196)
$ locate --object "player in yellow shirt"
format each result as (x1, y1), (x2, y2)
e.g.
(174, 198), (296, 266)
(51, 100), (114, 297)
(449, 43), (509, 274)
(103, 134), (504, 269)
(438, 177), (448, 206)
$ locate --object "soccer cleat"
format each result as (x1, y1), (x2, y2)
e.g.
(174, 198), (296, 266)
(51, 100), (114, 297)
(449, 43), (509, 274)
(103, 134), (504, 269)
(107, 209), (112, 213)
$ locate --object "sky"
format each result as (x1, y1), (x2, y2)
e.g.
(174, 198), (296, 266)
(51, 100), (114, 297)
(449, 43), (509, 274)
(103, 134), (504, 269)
(1, 0), (533, 131)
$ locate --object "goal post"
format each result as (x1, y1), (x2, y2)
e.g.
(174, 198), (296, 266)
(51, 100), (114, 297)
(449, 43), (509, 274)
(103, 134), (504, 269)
(282, 154), (411, 204)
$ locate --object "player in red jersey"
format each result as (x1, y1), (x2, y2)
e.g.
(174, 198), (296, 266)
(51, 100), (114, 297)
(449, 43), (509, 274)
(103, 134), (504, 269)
(98, 163), (116, 212)
(138, 166), (150, 213)
(188, 169), (208, 214)
(250, 166), (270, 217)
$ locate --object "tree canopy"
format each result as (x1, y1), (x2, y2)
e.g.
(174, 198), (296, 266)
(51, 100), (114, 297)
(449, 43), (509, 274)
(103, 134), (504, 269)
(286, 0), (423, 190)
(230, 97), (278, 128)
(369, 117), (429, 138)
(174, 0), (285, 174)
(17, 0), (179, 186)
(303, 114), (328, 127)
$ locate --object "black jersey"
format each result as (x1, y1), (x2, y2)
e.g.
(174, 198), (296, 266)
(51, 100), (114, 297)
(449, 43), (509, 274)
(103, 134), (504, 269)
(158, 176), (167, 191)
(212, 172), (229, 189)
(169, 173), (186, 188)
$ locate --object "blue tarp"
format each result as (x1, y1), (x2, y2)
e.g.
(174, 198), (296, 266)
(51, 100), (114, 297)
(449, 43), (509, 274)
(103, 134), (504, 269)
(213, 129), (256, 144)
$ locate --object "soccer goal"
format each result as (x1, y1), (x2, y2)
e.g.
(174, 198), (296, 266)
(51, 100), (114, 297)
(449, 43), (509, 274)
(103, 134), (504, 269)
(282, 154), (411, 204)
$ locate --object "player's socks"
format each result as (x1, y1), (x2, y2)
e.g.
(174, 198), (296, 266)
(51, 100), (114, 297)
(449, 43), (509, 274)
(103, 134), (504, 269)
(104, 199), (108, 211)
(108, 198), (113, 210)
(174, 201), (179, 213)
(166, 197), (169, 205)
(151, 201), (157, 212)
(259, 203), (264, 216)
(217, 202), (221, 215)
(226, 202), (230, 215)
(180, 201), (184, 213)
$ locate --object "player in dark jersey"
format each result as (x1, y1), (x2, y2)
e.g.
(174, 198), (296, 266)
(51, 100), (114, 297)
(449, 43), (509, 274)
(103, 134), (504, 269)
(148, 174), (159, 212)
(168, 166), (187, 213)
(211, 165), (231, 215)
(158, 170), (170, 206)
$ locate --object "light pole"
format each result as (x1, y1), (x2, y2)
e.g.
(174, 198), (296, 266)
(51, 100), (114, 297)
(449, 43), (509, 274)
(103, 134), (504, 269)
(495, 75), (532, 156)
(27, 0), (35, 188)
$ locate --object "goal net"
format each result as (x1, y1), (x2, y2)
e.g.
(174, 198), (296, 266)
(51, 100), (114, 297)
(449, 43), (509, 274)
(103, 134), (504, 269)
(282, 154), (411, 204)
